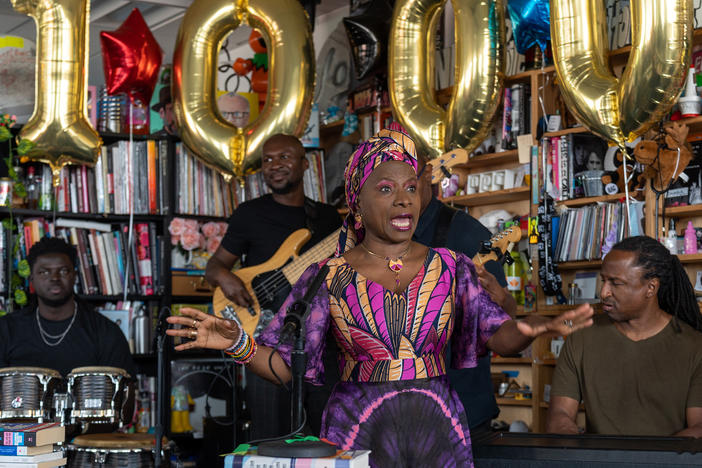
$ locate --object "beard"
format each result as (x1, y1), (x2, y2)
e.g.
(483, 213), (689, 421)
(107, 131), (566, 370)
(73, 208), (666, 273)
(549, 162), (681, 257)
(38, 292), (74, 308)
(268, 179), (302, 195)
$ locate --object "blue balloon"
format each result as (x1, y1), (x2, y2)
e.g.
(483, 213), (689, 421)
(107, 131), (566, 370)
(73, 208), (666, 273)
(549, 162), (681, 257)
(507, 0), (550, 55)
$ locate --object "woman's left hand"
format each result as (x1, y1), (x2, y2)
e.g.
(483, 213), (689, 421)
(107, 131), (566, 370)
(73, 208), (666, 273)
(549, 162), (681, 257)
(517, 303), (594, 338)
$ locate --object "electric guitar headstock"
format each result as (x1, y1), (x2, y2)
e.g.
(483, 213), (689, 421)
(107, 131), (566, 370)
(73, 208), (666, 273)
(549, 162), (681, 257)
(472, 226), (522, 265)
(429, 149), (469, 185)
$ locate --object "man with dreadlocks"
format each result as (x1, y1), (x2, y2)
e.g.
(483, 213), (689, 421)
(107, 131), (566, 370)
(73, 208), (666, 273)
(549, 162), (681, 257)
(547, 235), (702, 437)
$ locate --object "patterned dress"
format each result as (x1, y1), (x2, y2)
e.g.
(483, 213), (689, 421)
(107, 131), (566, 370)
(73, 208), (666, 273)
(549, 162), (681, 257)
(259, 247), (510, 467)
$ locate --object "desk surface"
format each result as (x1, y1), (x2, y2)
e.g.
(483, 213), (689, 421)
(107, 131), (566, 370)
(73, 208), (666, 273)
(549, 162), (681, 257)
(473, 433), (702, 467)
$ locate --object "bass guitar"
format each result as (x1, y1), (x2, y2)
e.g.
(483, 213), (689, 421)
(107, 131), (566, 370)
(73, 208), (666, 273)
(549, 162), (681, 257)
(472, 225), (522, 265)
(212, 228), (340, 337)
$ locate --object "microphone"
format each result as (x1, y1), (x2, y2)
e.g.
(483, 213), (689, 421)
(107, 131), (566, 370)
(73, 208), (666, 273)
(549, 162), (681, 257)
(280, 264), (329, 341)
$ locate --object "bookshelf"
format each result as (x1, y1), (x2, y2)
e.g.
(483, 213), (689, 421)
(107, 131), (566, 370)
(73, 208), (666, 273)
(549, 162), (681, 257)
(0, 130), (239, 441)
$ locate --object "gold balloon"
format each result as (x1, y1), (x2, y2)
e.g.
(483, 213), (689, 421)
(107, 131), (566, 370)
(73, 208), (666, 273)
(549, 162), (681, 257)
(389, 0), (505, 160)
(551, 0), (692, 147)
(11, 0), (102, 184)
(173, 0), (315, 176)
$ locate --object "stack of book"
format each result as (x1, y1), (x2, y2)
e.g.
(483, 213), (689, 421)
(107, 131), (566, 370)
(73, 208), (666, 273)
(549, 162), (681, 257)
(0, 423), (65, 468)
(223, 446), (370, 468)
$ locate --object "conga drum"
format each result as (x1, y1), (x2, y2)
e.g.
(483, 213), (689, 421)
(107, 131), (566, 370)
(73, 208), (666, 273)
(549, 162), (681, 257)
(0, 367), (63, 422)
(67, 433), (170, 467)
(67, 366), (133, 432)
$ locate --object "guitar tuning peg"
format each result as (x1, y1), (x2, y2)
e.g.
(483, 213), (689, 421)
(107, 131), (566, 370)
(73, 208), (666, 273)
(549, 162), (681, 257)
(503, 253), (514, 265)
(479, 240), (492, 255)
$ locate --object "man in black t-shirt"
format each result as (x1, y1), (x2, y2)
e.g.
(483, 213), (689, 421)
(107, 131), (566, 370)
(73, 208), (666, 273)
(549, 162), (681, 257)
(0, 237), (136, 377)
(205, 133), (342, 440)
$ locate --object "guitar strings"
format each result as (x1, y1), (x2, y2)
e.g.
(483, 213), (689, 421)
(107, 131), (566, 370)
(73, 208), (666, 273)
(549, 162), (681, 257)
(246, 243), (331, 302)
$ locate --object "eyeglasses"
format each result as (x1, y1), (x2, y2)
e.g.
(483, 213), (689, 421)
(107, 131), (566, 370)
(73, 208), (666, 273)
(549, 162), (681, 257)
(222, 111), (249, 120)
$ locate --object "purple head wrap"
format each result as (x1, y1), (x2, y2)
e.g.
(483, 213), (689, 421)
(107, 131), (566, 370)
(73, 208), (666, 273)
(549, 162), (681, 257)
(335, 125), (418, 255)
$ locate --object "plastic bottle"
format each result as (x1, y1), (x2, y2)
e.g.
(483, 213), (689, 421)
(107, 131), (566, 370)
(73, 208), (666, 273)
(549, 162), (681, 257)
(685, 221), (697, 254)
(505, 251), (525, 305)
(663, 219), (678, 254)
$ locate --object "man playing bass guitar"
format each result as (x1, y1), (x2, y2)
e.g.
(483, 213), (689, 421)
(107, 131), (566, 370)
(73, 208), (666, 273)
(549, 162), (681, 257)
(205, 134), (342, 440)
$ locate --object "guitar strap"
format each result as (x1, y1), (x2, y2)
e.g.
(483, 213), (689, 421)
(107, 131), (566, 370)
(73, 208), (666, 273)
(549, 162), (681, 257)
(432, 203), (459, 247)
(303, 197), (321, 235)
(537, 194), (567, 303)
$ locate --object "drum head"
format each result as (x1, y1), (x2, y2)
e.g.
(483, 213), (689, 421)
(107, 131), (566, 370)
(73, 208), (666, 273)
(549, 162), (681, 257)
(68, 367), (130, 378)
(0, 367), (61, 378)
(72, 433), (156, 450)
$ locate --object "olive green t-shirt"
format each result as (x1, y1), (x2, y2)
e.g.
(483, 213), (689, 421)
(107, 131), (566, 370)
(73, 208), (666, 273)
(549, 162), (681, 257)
(552, 314), (702, 435)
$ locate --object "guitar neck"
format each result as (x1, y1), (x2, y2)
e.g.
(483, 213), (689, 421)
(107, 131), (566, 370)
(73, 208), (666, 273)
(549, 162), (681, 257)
(281, 228), (340, 284)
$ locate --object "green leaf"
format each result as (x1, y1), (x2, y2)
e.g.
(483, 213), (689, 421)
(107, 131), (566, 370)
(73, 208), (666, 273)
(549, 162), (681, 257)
(17, 259), (30, 278)
(14, 288), (27, 306)
(252, 52), (268, 71)
(0, 126), (11, 143)
(10, 273), (21, 289)
(16, 139), (35, 155)
(1, 218), (12, 230)
(14, 182), (26, 198)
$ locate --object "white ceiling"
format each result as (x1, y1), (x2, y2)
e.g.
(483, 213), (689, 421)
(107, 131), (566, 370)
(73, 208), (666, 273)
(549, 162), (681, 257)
(0, 0), (349, 85)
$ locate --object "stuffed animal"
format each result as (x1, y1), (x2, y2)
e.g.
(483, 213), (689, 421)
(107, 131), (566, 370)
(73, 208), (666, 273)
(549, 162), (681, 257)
(601, 122), (693, 196)
(633, 122), (693, 192)
(600, 147), (645, 197)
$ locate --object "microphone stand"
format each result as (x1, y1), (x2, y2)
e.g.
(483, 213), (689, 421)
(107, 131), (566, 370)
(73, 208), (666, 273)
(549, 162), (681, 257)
(258, 266), (336, 459)
(154, 309), (167, 468)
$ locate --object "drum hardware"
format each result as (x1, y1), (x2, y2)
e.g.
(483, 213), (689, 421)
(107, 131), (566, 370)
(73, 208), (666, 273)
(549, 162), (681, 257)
(66, 433), (171, 468)
(66, 366), (133, 432)
(0, 367), (63, 422)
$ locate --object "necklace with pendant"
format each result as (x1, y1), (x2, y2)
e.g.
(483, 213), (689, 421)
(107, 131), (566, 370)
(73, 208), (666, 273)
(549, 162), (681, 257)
(360, 243), (411, 291)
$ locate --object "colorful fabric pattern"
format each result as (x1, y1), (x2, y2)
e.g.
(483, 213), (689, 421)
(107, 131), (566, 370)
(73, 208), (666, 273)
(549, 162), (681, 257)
(259, 248), (510, 467)
(335, 127), (418, 255)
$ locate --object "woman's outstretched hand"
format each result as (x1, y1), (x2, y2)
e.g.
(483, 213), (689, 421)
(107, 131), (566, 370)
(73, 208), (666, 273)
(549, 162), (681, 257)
(517, 303), (595, 338)
(166, 307), (242, 351)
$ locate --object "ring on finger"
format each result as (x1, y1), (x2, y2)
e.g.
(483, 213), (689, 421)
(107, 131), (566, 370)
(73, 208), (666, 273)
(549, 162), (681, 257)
(563, 319), (574, 328)
(193, 320), (198, 328)
(190, 329), (198, 337)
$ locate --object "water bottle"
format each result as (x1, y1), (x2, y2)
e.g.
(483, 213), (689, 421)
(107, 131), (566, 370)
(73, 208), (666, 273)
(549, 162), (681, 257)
(133, 307), (151, 354)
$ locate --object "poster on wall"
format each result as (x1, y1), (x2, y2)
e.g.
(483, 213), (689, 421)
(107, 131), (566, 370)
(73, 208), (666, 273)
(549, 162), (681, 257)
(150, 64), (177, 135)
(0, 36), (36, 124)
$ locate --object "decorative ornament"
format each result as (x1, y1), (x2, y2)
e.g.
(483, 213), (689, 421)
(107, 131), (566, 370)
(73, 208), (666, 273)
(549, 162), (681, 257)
(100, 8), (163, 106)
(9, 0), (101, 184)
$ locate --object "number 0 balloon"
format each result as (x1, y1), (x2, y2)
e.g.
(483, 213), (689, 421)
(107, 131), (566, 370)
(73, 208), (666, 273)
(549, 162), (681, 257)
(173, 0), (315, 176)
(389, 0), (505, 160)
(551, 0), (693, 147)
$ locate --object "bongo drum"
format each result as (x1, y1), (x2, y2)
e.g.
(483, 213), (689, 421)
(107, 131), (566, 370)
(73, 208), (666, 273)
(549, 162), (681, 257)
(67, 366), (132, 431)
(67, 433), (170, 468)
(0, 367), (63, 422)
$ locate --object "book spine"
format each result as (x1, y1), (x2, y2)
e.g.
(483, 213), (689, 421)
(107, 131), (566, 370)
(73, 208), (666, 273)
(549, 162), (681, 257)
(136, 223), (154, 295)
(106, 145), (114, 214)
(1, 431), (35, 446)
(0, 446), (30, 455)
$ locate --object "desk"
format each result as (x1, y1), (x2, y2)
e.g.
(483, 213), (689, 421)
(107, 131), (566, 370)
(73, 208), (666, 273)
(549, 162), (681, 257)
(474, 433), (702, 467)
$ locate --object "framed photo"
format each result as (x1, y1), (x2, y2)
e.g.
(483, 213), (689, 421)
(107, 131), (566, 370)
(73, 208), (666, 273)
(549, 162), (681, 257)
(571, 134), (608, 174)
(98, 308), (130, 342)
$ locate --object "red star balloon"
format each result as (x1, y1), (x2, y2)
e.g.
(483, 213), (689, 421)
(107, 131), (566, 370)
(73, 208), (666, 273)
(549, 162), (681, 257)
(100, 8), (162, 104)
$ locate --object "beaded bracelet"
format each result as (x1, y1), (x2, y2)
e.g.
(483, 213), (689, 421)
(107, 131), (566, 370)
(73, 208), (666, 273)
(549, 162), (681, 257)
(225, 329), (257, 365)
